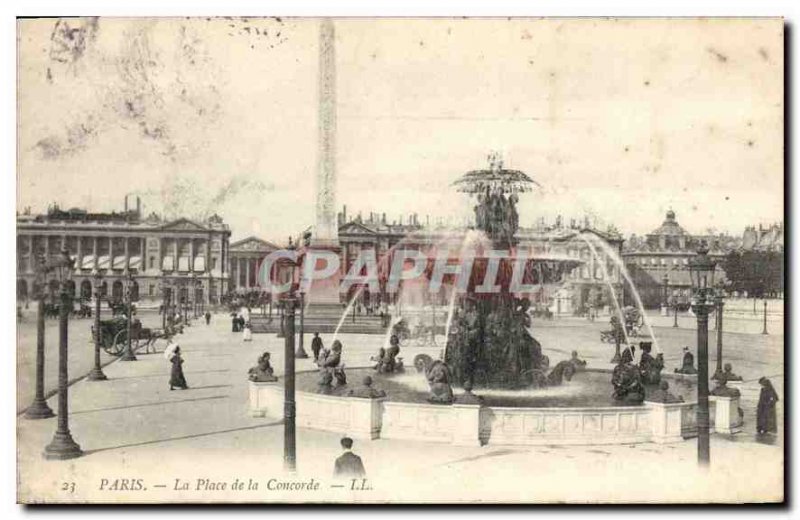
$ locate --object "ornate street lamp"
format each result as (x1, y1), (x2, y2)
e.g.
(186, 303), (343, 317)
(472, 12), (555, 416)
(711, 281), (725, 381)
(672, 289), (679, 328)
(24, 255), (55, 419)
(120, 270), (137, 361)
(688, 241), (716, 467)
(86, 267), (108, 381)
(43, 249), (83, 460)
(283, 257), (300, 472)
(295, 291), (308, 359)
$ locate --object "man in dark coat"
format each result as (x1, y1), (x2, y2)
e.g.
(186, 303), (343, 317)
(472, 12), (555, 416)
(757, 377), (779, 435)
(311, 332), (323, 361)
(333, 437), (366, 478)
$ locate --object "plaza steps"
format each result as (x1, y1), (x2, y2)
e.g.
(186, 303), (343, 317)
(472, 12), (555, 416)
(249, 303), (388, 335)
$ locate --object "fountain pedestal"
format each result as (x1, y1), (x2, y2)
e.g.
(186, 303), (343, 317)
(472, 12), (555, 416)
(647, 401), (685, 444)
(451, 404), (483, 447)
(710, 395), (743, 435)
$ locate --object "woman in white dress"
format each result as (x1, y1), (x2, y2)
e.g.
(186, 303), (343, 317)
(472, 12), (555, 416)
(243, 322), (253, 342)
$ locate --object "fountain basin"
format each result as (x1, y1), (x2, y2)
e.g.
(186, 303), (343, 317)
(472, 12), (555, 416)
(249, 368), (741, 446)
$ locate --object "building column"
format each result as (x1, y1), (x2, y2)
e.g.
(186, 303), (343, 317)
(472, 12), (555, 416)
(93, 237), (98, 271)
(124, 236), (130, 272)
(245, 258), (251, 289)
(108, 236), (114, 269)
(205, 238), (211, 274)
(76, 237), (83, 270)
(28, 236), (34, 273)
(140, 237), (146, 270)
(156, 237), (162, 272)
(44, 235), (50, 260)
(173, 239), (179, 271)
(189, 239), (195, 273)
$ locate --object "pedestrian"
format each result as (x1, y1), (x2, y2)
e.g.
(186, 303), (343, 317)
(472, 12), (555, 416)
(333, 437), (366, 478)
(243, 322), (253, 342)
(311, 332), (323, 361)
(757, 377), (779, 435)
(169, 346), (188, 390)
(204, 310), (211, 325)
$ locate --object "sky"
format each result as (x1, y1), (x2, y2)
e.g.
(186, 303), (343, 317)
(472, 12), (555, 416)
(17, 17), (784, 243)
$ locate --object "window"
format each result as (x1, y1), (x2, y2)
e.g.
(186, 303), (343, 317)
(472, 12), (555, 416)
(149, 284), (154, 296)
(212, 257), (218, 270)
(149, 256), (155, 269)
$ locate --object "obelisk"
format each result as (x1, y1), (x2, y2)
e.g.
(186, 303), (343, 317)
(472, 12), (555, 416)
(312, 18), (340, 248)
(305, 18), (342, 305)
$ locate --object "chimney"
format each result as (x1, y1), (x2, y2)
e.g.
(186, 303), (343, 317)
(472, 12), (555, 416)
(124, 194), (128, 213)
(382, 213), (386, 224)
(136, 196), (141, 217)
(343, 205), (347, 223)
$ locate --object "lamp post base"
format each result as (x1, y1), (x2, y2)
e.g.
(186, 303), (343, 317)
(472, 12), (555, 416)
(24, 398), (55, 420)
(295, 347), (309, 359)
(86, 367), (108, 381)
(43, 431), (83, 460)
(610, 344), (622, 364)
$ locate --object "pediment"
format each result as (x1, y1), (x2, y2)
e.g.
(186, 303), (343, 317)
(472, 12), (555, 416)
(339, 222), (377, 235)
(230, 236), (279, 252)
(160, 218), (208, 232)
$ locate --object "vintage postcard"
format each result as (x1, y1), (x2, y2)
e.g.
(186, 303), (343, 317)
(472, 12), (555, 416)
(16, 17), (784, 504)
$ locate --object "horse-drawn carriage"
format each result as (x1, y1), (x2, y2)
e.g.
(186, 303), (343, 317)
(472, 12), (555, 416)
(600, 306), (645, 343)
(92, 317), (169, 356)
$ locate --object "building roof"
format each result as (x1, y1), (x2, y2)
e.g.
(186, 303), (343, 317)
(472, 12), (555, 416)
(648, 210), (688, 237)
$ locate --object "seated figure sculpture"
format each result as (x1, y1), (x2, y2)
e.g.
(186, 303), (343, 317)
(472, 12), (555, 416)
(612, 349), (645, 404)
(569, 350), (587, 372)
(248, 351), (278, 382)
(320, 340), (347, 387)
(317, 371), (334, 395)
(710, 376), (742, 398)
(347, 375), (387, 399)
(371, 347), (386, 371)
(639, 343), (664, 385)
(719, 363), (743, 382)
(647, 380), (684, 403)
(374, 335), (402, 374)
(426, 360), (454, 404)
(674, 347), (697, 375)
(546, 360), (576, 386)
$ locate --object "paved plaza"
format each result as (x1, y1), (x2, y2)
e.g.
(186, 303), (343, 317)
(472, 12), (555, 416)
(17, 310), (783, 503)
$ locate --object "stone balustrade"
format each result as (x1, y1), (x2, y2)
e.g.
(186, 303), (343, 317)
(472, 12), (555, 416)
(248, 379), (743, 447)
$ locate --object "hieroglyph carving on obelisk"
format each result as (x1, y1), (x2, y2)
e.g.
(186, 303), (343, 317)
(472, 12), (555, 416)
(312, 18), (339, 247)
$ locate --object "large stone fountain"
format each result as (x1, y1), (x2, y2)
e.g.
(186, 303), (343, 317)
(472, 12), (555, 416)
(444, 153), (578, 389)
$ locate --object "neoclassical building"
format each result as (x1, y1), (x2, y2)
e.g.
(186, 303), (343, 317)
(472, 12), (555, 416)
(16, 201), (231, 306)
(227, 236), (282, 292)
(622, 210), (734, 308)
(295, 206), (624, 314)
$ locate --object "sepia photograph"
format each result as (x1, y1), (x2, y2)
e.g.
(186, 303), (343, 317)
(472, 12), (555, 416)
(14, 14), (785, 504)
